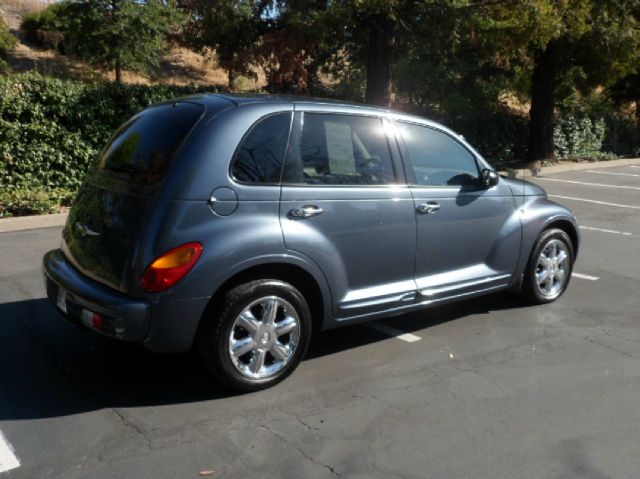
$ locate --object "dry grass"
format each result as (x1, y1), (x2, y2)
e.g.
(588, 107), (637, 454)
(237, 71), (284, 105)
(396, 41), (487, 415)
(0, 0), (50, 14)
(0, 0), (50, 29)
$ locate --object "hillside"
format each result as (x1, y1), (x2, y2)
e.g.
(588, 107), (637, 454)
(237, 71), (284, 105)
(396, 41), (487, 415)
(0, 0), (260, 87)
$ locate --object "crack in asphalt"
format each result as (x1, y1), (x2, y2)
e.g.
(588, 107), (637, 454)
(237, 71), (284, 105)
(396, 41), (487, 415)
(110, 408), (152, 445)
(279, 410), (322, 432)
(98, 407), (154, 462)
(581, 336), (634, 358)
(259, 424), (342, 478)
(371, 460), (411, 479)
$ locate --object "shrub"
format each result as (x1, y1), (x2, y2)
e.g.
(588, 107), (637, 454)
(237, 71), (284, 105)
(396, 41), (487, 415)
(21, 11), (46, 44)
(0, 188), (74, 218)
(0, 58), (10, 73)
(20, 4), (68, 50)
(603, 114), (640, 157)
(553, 114), (608, 161)
(0, 17), (17, 58)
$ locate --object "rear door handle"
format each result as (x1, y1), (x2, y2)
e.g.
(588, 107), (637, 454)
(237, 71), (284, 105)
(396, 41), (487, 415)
(416, 202), (441, 215)
(289, 205), (324, 219)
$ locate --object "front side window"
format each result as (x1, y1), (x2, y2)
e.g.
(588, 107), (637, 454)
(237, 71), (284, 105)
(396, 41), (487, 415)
(398, 122), (479, 187)
(285, 113), (395, 186)
(231, 112), (292, 184)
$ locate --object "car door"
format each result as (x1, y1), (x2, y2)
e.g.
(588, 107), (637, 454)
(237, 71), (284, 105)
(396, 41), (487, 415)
(280, 109), (417, 321)
(395, 120), (522, 300)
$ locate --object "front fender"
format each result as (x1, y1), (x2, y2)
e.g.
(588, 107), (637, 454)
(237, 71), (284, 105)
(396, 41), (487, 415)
(515, 196), (580, 279)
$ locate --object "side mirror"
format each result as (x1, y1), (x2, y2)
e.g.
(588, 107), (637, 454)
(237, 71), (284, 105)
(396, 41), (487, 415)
(479, 168), (499, 188)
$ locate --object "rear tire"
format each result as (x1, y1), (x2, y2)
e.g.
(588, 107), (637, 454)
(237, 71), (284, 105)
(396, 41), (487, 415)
(520, 228), (574, 304)
(197, 279), (312, 392)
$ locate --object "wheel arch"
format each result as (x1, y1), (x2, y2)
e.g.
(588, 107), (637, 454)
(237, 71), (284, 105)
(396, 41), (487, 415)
(543, 218), (580, 259)
(200, 259), (330, 337)
(512, 201), (580, 291)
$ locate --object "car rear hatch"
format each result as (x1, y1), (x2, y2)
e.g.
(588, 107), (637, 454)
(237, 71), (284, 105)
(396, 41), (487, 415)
(62, 101), (206, 294)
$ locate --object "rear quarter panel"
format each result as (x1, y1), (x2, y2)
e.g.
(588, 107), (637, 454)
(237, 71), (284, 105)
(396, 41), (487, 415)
(138, 199), (332, 352)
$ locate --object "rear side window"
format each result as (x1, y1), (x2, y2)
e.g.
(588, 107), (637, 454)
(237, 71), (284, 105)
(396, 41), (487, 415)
(231, 112), (292, 184)
(398, 122), (479, 186)
(284, 113), (395, 185)
(98, 102), (203, 184)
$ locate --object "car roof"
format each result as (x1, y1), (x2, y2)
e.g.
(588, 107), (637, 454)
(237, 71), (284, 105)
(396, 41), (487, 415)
(176, 92), (388, 112)
(181, 92), (446, 125)
(220, 93), (386, 109)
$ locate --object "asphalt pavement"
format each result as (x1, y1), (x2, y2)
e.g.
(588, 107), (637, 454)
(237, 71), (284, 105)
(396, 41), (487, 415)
(1, 165), (639, 479)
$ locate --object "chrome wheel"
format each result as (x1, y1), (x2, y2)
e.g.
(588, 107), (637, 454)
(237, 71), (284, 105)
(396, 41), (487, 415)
(228, 296), (301, 380)
(535, 239), (570, 299)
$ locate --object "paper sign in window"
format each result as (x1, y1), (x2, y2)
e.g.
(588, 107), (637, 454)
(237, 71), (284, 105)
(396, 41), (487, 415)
(324, 121), (356, 174)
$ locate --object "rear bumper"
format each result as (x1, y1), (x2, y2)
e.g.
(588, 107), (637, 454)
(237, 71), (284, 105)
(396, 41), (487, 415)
(43, 249), (150, 342)
(43, 249), (211, 353)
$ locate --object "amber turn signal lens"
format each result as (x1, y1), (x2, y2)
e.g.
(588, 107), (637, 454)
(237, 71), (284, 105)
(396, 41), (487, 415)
(140, 242), (203, 293)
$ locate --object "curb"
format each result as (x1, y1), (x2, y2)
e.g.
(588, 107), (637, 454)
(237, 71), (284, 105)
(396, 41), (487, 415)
(0, 213), (68, 233)
(1, 157), (639, 234)
(501, 157), (640, 177)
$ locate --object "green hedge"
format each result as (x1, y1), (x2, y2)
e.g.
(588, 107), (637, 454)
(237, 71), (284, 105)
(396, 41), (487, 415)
(553, 114), (608, 162)
(0, 73), (224, 217)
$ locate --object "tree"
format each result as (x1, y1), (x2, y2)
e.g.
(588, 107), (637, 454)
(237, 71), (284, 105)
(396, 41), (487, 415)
(256, 0), (329, 93)
(183, 0), (329, 92)
(183, 0), (260, 89)
(58, 0), (184, 83)
(411, 0), (640, 165)
(515, 0), (640, 164)
(318, 0), (412, 106)
(389, 2), (534, 167)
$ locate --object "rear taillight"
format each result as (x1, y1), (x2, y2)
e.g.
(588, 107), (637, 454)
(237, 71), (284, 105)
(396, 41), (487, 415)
(140, 242), (203, 293)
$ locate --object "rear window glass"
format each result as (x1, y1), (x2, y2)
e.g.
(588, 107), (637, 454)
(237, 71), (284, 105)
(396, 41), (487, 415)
(98, 102), (203, 184)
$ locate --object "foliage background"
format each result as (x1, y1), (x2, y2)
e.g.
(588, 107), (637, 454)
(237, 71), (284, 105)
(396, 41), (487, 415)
(0, 0), (639, 217)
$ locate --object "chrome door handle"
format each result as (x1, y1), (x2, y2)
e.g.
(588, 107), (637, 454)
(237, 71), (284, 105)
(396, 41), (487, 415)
(289, 205), (324, 219)
(416, 202), (441, 215)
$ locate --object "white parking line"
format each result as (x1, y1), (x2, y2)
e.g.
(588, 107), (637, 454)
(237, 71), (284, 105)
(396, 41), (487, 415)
(537, 177), (640, 190)
(585, 170), (640, 178)
(367, 322), (421, 343)
(580, 225), (633, 236)
(549, 195), (640, 210)
(0, 430), (20, 474)
(573, 272), (600, 281)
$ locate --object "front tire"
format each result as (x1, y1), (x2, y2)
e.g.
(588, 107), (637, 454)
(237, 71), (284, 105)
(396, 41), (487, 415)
(197, 279), (312, 392)
(520, 228), (574, 304)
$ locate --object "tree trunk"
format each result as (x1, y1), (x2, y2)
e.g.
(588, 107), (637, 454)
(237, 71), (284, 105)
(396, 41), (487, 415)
(526, 41), (558, 165)
(111, 0), (123, 84)
(635, 99), (640, 131)
(365, 17), (393, 107)
(228, 68), (236, 90)
(115, 60), (123, 84)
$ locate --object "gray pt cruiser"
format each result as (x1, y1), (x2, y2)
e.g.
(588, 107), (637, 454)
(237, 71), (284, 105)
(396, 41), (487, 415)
(43, 94), (580, 391)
